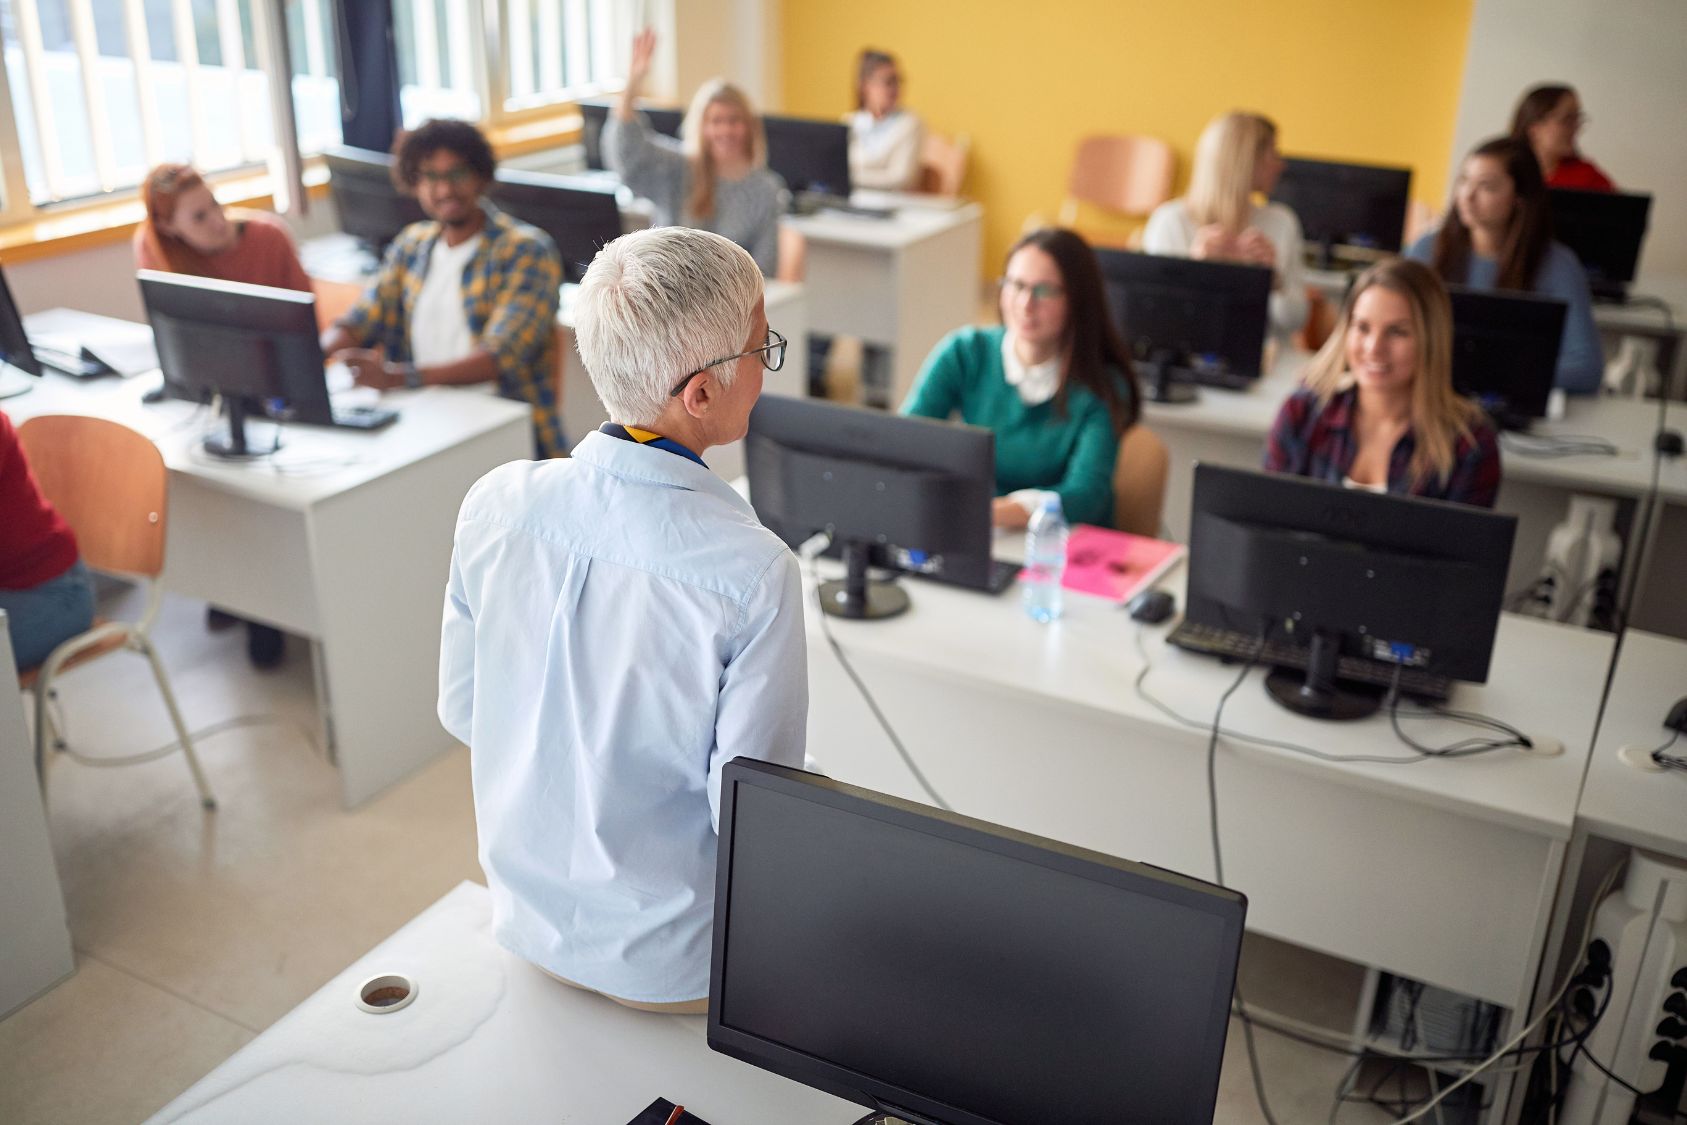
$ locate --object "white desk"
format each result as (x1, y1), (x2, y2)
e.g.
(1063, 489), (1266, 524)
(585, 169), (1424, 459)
(1577, 629), (1687, 856)
(556, 279), (809, 480)
(1142, 350), (1687, 634)
(144, 882), (856, 1124)
(781, 197), (984, 408)
(5, 369), (532, 807)
(803, 562), (1612, 1120)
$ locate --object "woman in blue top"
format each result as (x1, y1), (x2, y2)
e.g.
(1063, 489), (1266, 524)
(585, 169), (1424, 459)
(1406, 136), (1602, 393)
(901, 227), (1140, 529)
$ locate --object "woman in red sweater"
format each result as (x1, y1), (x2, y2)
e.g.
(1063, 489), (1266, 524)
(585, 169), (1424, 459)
(134, 163), (314, 667)
(1511, 84), (1616, 192)
(0, 410), (93, 670)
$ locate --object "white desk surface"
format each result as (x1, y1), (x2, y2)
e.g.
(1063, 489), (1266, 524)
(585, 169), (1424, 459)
(145, 882), (857, 1125)
(1576, 629), (1687, 855)
(1140, 346), (1687, 502)
(3, 362), (532, 513)
(810, 559), (1613, 842)
(781, 198), (983, 250)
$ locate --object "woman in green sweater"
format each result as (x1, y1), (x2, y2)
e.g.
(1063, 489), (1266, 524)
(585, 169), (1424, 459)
(901, 227), (1140, 529)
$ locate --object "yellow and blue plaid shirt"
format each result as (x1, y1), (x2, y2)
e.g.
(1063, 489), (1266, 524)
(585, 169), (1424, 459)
(337, 204), (566, 457)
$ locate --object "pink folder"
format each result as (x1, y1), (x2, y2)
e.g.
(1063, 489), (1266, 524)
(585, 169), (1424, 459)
(1057, 524), (1186, 603)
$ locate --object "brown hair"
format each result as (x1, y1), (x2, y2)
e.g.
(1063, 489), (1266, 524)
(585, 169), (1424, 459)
(680, 80), (766, 222)
(1300, 258), (1483, 487)
(1003, 227), (1140, 437)
(1431, 135), (1553, 291)
(1510, 84), (1576, 142)
(855, 49), (897, 110)
(139, 164), (220, 276)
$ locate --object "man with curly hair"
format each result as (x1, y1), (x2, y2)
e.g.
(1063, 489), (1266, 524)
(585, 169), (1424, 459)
(322, 118), (568, 457)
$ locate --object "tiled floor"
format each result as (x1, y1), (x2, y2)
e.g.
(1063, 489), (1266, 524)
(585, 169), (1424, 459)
(2, 580), (1419, 1125)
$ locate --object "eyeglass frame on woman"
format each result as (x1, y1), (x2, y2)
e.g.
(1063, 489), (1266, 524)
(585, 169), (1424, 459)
(668, 327), (787, 397)
(999, 277), (1066, 302)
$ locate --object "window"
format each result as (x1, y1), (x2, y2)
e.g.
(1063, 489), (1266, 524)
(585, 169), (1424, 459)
(499, 0), (635, 115)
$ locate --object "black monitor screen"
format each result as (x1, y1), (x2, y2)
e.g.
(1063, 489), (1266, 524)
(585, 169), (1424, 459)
(0, 264), (41, 376)
(324, 146), (428, 250)
(762, 114), (851, 197)
(486, 169), (621, 283)
(1095, 249), (1273, 381)
(1548, 188), (1651, 296)
(710, 761), (1246, 1125)
(1448, 286), (1566, 425)
(1271, 157), (1412, 256)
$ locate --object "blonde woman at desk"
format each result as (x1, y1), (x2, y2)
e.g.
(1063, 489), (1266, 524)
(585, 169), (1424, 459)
(605, 28), (785, 277)
(1142, 111), (1308, 339)
(1405, 136), (1603, 394)
(1264, 258), (1500, 508)
(902, 227), (1140, 530)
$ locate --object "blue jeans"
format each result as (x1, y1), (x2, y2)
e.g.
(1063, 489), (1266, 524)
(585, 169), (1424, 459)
(1, 559), (96, 671)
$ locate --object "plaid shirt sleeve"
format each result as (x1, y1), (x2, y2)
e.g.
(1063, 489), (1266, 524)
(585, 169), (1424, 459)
(479, 230), (562, 388)
(1263, 390), (1316, 476)
(1438, 416), (1503, 509)
(335, 229), (422, 356)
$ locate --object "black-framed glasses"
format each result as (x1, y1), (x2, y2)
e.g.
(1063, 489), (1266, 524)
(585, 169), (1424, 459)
(669, 327), (787, 398)
(999, 277), (1066, 302)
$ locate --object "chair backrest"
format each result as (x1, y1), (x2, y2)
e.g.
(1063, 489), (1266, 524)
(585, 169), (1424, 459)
(1113, 423), (1169, 538)
(917, 131), (971, 197)
(17, 415), (168, 578)
(1064, 134), (1176, 219)
(776, 224), (807, 283)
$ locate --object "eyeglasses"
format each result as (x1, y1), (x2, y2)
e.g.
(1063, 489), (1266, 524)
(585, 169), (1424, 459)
(417, 166), (478, 186)
(999, 277), (1065, 302)
(669, 327), (787, 398)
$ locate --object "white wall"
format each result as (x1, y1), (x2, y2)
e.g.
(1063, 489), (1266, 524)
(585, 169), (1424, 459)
(1449, 0), (1687, 279)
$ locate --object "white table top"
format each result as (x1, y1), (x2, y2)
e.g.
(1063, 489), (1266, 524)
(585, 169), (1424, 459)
(1576, 629), (1687, 854)
(1140, 347), (1687, 501)
(780, 198), (983, 250)
(144, 882), (856, 1125)
(808, 554), (1614, 841)
(4, 361), (532, 512)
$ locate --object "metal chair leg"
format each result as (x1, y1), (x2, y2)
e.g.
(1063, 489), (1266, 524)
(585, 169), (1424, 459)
(137, 637), (218, 811)
(32, 671), (50, 801)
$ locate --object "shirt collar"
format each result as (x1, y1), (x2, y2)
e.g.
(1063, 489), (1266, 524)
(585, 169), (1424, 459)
(570, 430), (755, 516)
(597, 421), (707, 467)
(1000, 330), (1062, 406)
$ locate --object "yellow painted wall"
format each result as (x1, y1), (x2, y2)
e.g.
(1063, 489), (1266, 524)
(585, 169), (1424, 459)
(781, 0), (1476, 278)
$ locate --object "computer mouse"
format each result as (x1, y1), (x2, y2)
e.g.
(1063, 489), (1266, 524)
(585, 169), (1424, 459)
(1666, 697), (1687, 733)
(1126, 589), (1176, 624)
(141, 381), (168, 404)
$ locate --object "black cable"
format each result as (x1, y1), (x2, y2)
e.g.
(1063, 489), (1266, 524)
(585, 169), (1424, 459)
(1651, 727), (1687, 772)
(1386, 666), (1530, 758)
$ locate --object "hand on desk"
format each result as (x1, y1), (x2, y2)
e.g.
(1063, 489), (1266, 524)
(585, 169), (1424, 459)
(992, 496), (1031, 530)
(333, 348), (406, 391)
(1190, 224), (1278, 274)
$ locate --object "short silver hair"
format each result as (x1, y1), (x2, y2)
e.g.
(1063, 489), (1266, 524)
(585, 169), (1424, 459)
(574, 227), (764, 427)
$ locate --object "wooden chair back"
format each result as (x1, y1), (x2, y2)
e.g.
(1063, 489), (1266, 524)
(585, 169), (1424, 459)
(1113, 423), (1169, 538)
(916, 131), (971, 197)
(17, 415), (168, 578)
(777, 225), (807, 283)
(1060, 134), (1176, 224)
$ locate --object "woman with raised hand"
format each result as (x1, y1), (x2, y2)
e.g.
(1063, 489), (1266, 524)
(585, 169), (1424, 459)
(605, 28), (785, 277)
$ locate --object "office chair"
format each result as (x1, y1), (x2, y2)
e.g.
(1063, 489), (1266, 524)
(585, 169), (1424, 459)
(16, 415), (216, 809)
(917, 131), (971, 197)
(1058, 134), (1176, 241)
(1113, 423), (1169, 537)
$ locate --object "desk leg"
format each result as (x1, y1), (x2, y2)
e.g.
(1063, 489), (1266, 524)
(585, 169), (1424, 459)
(305, 422), (529, 808)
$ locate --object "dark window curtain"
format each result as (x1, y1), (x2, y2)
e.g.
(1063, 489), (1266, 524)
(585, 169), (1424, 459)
(333, 0), (402, 153)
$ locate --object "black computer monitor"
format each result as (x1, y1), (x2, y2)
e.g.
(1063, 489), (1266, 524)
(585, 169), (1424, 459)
(324, 145), (429, 251)
(710, 759), (1248, 1125)
(762, 114), (852, 198)
(486, 169), (620, 284)
(746, 395), (1000, 619)
(1448, 285), (1566, 428)
(1271, 157), (1412, 267)
(1548, 188), (1652, 301)
(139, 270), (350, 457)
(0, 264), (42, 377)
(1182, 464), (1515, 720)
(576, 98), (685, 171)
(1094, 249), (1273, 404)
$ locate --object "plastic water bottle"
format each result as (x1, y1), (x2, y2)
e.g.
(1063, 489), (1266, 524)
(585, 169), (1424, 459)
(1022, 494), (1069, 623)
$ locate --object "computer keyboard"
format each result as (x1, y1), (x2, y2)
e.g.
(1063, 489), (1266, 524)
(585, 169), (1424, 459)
(790, 192), (894, 220)
(329, 404), (400, 430)
(1166, 620), (1451, 701)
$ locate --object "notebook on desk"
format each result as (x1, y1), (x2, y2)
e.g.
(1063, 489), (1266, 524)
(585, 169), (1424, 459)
(1058, 524), (1186, 604)
(625, 1097), (714, 1125)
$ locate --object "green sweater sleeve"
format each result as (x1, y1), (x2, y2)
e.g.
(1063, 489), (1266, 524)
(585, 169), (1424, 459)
(900, 330), (971, 418)
(1049, 399), (1120, 528)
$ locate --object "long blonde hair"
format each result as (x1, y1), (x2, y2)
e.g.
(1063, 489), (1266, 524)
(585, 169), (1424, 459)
(1300, 258), (1483, 488)
(1185, 111), (1276, 233)
(681, 79), (766, 222)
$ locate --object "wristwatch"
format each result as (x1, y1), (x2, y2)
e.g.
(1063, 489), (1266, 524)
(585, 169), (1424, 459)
(399, 362), (423, 390)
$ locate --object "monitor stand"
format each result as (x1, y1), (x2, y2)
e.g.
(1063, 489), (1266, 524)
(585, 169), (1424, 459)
(1264, 629), (1383, 721)
(203, 397), (278, 460)
(1139, 349), (1198, 405)
(819, 540), (910, 620)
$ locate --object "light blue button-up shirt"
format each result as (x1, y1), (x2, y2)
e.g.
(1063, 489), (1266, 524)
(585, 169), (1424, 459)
(439, 430), (808, 1003)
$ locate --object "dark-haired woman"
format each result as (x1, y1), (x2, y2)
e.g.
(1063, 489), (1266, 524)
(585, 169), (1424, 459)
(1406, 136), (1602, 394)
(901, 228), (1140, 529)
(1512, 84), (1614, 192)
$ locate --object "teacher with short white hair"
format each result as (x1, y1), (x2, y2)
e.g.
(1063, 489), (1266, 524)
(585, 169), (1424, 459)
(439, 226), (807, 1013)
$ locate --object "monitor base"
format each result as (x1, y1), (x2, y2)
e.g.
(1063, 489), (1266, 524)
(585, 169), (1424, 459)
(0, 364), (35, 399)
(1264, 667), (1383, 721)
(818, 578), (910, 620)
